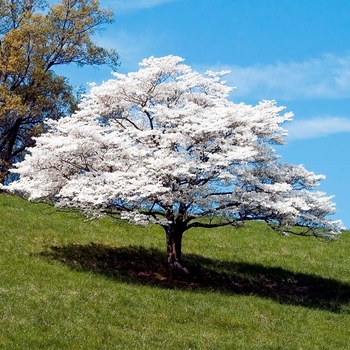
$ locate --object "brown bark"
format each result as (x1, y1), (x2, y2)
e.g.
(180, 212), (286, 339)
(166, 224), (183, 268)
(0, 117), (22, 184)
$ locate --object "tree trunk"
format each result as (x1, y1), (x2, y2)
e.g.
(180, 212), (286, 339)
(165, 224), (184, 269)
(0, 117), (22, 184)
(0, 162), (9, 185)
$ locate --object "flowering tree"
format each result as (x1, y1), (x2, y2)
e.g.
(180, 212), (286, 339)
(4, 55), (343, 268)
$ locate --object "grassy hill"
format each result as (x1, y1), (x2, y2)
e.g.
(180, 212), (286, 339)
(0, 193), (350, 349)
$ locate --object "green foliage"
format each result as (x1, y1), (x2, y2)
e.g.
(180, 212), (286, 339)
(0, 0), (119, 183)
(0, 193), (350, 349)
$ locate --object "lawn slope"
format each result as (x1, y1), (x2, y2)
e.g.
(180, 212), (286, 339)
(0, 193), (349, 349)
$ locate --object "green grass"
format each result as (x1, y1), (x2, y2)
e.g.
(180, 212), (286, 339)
(1, 193), (350, 349)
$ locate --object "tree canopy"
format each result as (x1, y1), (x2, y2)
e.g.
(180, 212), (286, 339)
(0, 0), (119, 183)
(4, 55), (344, 268)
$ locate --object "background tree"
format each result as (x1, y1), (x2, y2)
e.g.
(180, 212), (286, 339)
(0, 0), (119, 183)
(4, 56), (344, 269)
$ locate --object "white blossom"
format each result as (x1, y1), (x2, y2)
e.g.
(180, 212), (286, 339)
(4, 55), (344, 242)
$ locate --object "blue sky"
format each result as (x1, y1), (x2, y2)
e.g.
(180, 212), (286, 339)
(58, 0), (350, 228)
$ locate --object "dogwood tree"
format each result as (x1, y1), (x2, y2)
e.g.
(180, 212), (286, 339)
(4, 55), (343, 268)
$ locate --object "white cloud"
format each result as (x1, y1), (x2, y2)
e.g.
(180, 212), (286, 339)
(286, 117), (350, 140)
(103, 0), (177, 13)
(207, 54), (350, 101)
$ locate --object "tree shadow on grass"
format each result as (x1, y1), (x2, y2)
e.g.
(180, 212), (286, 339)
(40, 243), (350, 313)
